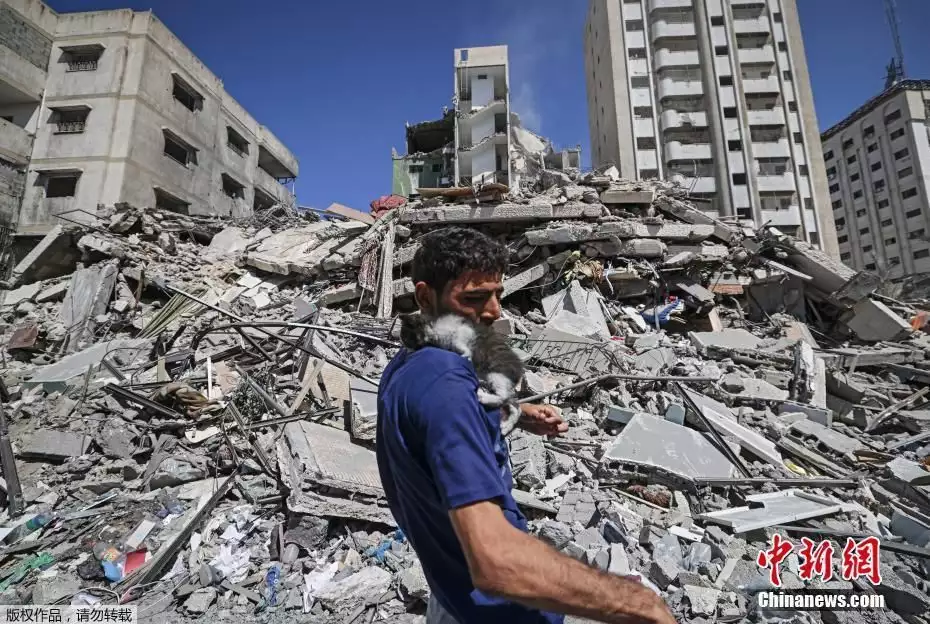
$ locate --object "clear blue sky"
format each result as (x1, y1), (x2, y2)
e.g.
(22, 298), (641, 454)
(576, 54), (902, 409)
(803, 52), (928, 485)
(48, 0), (930, 211)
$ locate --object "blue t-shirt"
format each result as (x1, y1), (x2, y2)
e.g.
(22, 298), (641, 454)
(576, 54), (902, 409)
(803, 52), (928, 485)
(377, 346), (563, 624)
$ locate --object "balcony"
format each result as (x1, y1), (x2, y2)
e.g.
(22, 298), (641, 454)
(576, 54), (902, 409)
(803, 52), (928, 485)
(657, 77), (703, 99)
(653, 49), (700, 69)
(666, 141), (712, 161)
(670, 174), (716, 194)
(651, 19), (696, 40)
(648, 0), (692, 11)
(0, 116), (33, 164)
(733, 16), (770, 34)
(255, 166), (295, 206)
(0, 46), (46, 101)
(660, 109), (708, 129)
(737, 45), (775, 64)
(742, 76), (780, 94)
(753, 139), (792, 158)
(756, 172), (797, 193)
(747, 108), (785, 125)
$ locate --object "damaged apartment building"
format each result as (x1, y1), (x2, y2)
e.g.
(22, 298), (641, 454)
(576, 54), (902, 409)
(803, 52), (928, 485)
(584, 0), (838, 259)
(392, 45), (581, 198)
(0, 0), (298, 265)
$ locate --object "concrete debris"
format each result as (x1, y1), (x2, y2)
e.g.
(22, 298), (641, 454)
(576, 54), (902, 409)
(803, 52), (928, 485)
(0, 169), (928, 623)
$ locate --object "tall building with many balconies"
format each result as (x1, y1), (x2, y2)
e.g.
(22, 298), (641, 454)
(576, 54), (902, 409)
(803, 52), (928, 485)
(0, 0), (298, 243)
(584, 0), (838, 258)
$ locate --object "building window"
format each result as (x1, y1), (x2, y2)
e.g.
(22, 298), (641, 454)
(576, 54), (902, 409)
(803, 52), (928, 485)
(889, 257), (900, 265)
(874, 180), (885, 192)
(778, 41), (788, 52)
(799, 164), (809, 176)
(842, 138), (854, 150)
(432, 163), (442, 173)
(711, 15), (724, 26)
(732, 173), (747, 185)
(899, 166), (914, 179)
(809, 231), (819, 245)
(871, 161), (882, 171)
(640, 169), (659, 179)
(909, 228), (925, 239)
(728, 140), (742, 151)
(221, 173), (245, 199)
(773, 12), (783, 22)
(172, 74), (203, 112)
(154, 187), (190, 214)
(885, 237), (897, 245)
(715, 45), (728, 56)
(881, 218), (893, 227)
(793, 132), (803, 144)
(226, 126), (249, 157)
(636, 137), (657, 150)
(847, 155), (857, 164)
(884, 109), (902, 124)
(859, 227), (869, 235)
(878, 199), (890, 209)
(629, 47), (647, 59)
(783, 70), (792, 81)
(824, 150), (834, 161)
(42, 172), (80, 198)
(625, 19), (644, 31)
(856, 209), (867, 217)
(853, 190), (863, 199)
(832, 199), (843, 209)
(850, 172), (860, 182)
(894, 147), (909, 160)
(633, 106), (653, 119)
(788, 101), (797, 112)
(862, 245), (872, 253)
(829, 183), (840, 194)
(719, 75), (733, 87)
(163, 130), (197, 167)
(408, 164), (424, 173)
(50, 107), (89, 134)
(916, 249), (930, 259)
(863, 125), (875, 138)
(903, 187), (919, 199)
(836, 217), (846, 227)
(827, 166), (837, 179)
(907, 208), (922, 218)
(59, 44), (103, 72)
(736, 207), (752, 219)
(840, 252), (851, 261)
(864, 263), (876, 270)
(630, 76), (650, 88)
(867, 143), (877, 153)
(890, 128), (905, 140)
(723, 107), (738, 119)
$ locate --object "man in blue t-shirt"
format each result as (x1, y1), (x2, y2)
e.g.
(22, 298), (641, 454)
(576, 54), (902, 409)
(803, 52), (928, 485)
(377, 228), (675, 624)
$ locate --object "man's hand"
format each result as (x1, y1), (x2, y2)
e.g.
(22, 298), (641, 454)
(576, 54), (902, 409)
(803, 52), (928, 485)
(518, 403), (568, 436)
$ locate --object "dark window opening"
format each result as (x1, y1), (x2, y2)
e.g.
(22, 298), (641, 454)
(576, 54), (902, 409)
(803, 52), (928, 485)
(881, 218), (893, 227)
(915, 249), (929, 259)
(903, 187), (918, 199)
(711, 15), (724, 26)
(890, 128), (905, 140)
(788, 101), (797, 112)
(894, 147), (909, 160)
(865, 263), (876, 270)
(636, 137), (657, 150)
(793, 132), (803, 144)
(172, 74), (203, 112)
(732, 173), (747, 185)
(226, 127), (249, 157)
(431, 163), (442, 173)
(842, 138), (854, 150)
(719, 75), (733, 87)
(629, 47), (647, 59)
(633, 106), (653, 119)
(899, 166), (914, 179)
(832, 200), (842, 209)
(715, 45), (728, 56)
(737, 207), (752, 219)
(408, 164), (424, 174)
(884, 109), (902, 124)
(625, 20), (644, 31)
(773, 12), (783, 22)
(878, 199), (890, 208)
(44, 174), (79, 198)
(837, 235), (849, 244)
(778, 41), (787, 52)
(221, 173), (245, 199)
(847, 155), (857, 164)
(630, 75), (650, 88)
(163, 130), (197, 167)
(59, 44), (103, 72)
(728, 140), (742, 151)
(864, 125), (875, 138)
(51, 107), (89, 134)
(783, 70), (792, 81)
(723, 107), (737, 119)
(829, 183), (839, 193)
(154, 188), (190, 215)
(867, 143), (878, 152)
(853, 190), (863, 199)
(850, 172), (860, 182)
(824, 150), (834, 161)
(871, 161), (882, 171)
(799, 164), (809, 176)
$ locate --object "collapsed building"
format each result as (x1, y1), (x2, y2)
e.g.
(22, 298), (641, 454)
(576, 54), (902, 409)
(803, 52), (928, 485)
(0, 154), (929, 622)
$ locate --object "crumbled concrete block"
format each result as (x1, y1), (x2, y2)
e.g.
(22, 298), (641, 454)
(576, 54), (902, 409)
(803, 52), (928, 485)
(684, 585), (720, 616)
(585, 238), (666, 259)
(689, 329), (762, 353)
(510, 432), (547, 490)
(607, 544), (630, 576)
(556, 491), (599, 527)
(502, 263), (547, 299)
(664, 404), (685, 425)
(600, 188), (655, 204)
(0, 282), (42, 309)
(35, 282), (69, 303)
(538, 520), (575, 549)
(314, 566), (393, 612)
(574, 526), (608, 550)
(399, 203), (556, 224)
(398, 562), (429, 599)
(650, 556), (682, 589)
(843, 298), (911, 342)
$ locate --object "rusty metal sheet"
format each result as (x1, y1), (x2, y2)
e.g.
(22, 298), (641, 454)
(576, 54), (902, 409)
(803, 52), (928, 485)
(6, 324), (38, 350)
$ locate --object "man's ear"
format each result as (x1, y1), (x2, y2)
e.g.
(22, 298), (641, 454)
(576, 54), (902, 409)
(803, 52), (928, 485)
(414, 282), (436, 315)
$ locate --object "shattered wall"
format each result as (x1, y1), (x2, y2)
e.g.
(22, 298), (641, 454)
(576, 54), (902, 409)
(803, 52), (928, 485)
(0, 158), (26, 228)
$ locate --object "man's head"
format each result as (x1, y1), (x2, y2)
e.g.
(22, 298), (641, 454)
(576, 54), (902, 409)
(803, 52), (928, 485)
(411, 227), (509, 326)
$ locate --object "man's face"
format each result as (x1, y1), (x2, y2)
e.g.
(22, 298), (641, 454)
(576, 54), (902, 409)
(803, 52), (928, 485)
(415, 270), (504, 326)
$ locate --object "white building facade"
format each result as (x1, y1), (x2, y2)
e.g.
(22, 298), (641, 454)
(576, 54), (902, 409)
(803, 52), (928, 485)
(822, 80), (930, 279)
(584, 0), (838, 258)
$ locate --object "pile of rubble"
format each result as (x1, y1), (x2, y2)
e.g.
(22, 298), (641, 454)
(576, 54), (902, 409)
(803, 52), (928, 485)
(1, 166), (929, 624)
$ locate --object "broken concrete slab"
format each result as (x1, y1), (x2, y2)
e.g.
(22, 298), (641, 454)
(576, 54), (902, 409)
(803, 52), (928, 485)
(348, 376), (379, 443)
(0, 282), (42, 309)
(204, 227), (251, 261)
(325, 202), (375, 225)
(18, 429), (91, 462)
(502, 263), (547, 299)
(788, 418), (864, 455)
(699, 490), (844, 533)
(60, 262), (118, 352)
(600, 188), (655, 204)
(688, 329), (762, 354)
(279, 421), (383, 497)
(24, 338), (150, 393)
(682, 388), (784, 468)
(399, 202), (602, 225)
(314, 566), (392, 612)
(8, 224), (80, 286)
(510, 432), (547, 490)
(601, 414), (736, 484)
(843, 298), (911, 342)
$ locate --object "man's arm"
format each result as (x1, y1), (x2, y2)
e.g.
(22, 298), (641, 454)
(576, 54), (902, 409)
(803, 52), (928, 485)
(450, 501), (676, 624)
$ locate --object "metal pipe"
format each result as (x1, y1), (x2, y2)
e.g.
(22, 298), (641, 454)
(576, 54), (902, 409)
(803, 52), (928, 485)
(676, 382), (752, 478)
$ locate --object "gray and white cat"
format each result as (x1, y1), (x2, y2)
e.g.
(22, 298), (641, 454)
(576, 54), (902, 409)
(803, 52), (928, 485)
(399, 314), (524, 436)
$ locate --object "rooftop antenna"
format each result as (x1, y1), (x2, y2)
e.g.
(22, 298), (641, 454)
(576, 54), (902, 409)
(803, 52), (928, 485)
(883, 0), (906, 89)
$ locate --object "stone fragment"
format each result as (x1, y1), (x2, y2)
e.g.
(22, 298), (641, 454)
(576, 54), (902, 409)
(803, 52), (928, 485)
(314, 566), (393, 612)
(398, 562), (430, 600)
(684, 585), (720, 616)
(184, 588), (217, 614)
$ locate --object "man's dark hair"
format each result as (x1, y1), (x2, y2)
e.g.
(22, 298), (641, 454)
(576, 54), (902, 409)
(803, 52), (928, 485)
(411, 227), (509, 293)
